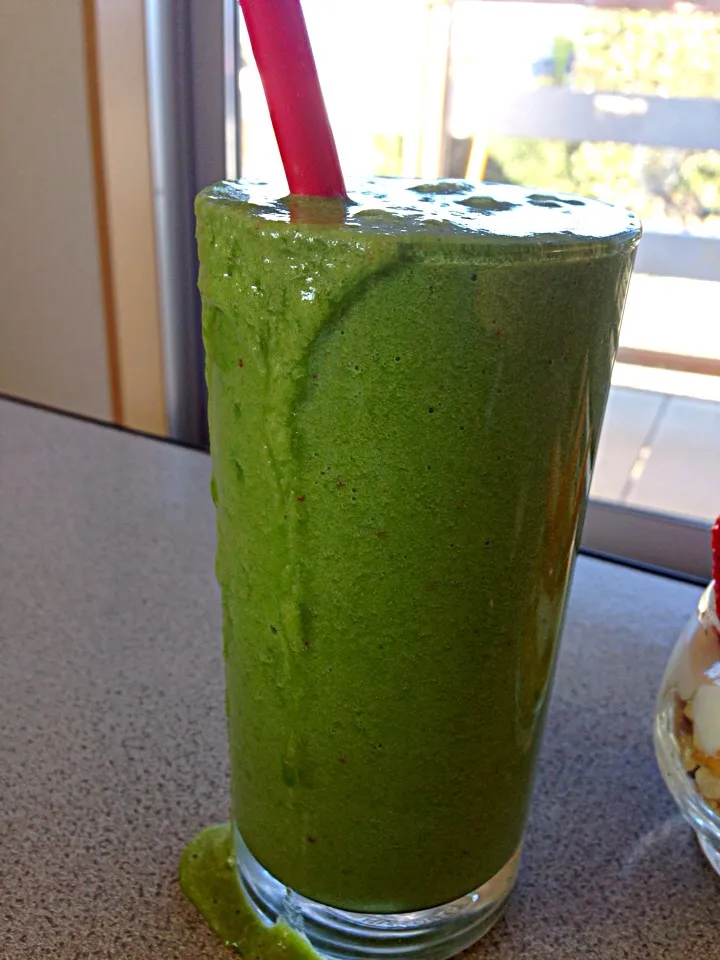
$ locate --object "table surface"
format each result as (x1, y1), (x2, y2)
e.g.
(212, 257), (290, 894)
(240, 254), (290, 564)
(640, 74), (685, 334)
(1, 398), (718, 960)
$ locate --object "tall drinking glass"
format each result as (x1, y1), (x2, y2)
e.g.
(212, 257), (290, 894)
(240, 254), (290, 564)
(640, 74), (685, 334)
(197, 177), (640, 960)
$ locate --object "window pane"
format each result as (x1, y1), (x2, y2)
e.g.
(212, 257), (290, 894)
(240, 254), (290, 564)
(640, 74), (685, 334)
(235, 0), (718, 572)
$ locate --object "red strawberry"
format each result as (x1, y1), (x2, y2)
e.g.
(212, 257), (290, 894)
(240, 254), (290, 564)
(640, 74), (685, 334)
(712, 514), (720, 619)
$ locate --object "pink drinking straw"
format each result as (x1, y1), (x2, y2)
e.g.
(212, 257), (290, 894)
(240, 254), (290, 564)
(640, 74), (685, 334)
(238, 0), (347, 198)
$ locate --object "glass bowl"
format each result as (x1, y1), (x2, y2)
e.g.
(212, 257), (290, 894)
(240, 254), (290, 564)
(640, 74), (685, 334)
(654, 583), (720, 874)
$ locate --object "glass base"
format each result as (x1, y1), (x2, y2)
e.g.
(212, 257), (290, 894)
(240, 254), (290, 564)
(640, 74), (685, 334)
(234, 826), (520, 960)
(698, 831), (720, 876)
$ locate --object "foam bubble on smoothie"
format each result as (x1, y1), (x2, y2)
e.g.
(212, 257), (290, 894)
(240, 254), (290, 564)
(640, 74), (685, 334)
(410, 179), (475, 195)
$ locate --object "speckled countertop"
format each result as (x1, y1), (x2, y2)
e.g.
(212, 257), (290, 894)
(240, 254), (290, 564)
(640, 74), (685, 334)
(1, 397), (718, 960)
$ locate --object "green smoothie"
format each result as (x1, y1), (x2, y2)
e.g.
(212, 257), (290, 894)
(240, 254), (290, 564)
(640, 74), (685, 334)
(180, 823), (320, 960)
(196, 178), (639, 915)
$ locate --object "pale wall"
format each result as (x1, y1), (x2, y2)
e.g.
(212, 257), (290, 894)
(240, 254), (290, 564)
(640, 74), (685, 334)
(0, 1), (112, 420)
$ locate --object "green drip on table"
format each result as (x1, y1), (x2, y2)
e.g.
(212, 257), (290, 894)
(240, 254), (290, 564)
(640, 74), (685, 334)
(179, 824), (321, 960)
